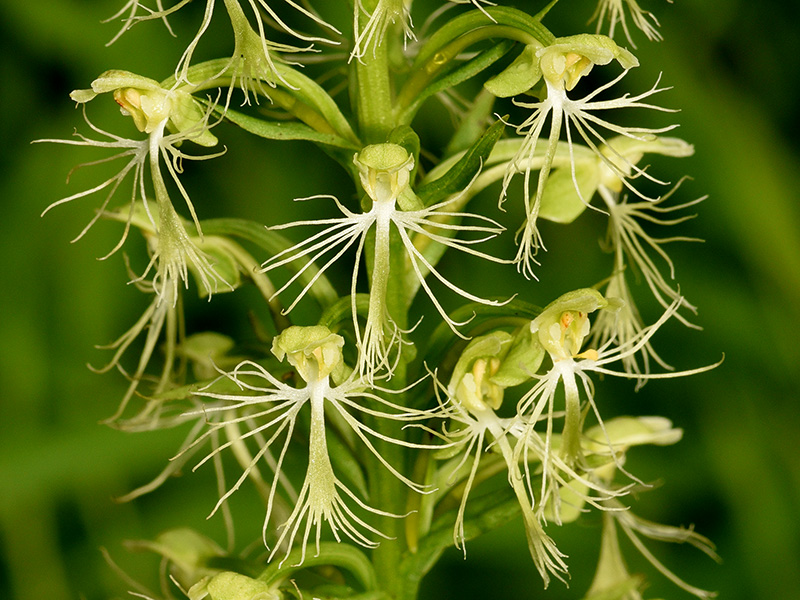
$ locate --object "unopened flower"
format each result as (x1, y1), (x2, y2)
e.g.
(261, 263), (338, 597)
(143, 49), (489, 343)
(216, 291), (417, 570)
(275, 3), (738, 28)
(261, 143), (508, 381)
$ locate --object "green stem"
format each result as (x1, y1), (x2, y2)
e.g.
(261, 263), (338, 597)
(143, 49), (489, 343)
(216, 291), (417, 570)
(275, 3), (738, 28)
(354, 1), (395, 143)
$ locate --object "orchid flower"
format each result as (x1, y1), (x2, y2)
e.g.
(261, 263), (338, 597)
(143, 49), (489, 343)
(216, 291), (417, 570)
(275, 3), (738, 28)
(260, 143), (509, 381)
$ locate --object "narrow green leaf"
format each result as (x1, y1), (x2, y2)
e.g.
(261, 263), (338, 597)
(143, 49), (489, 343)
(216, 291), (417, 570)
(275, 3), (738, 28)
(417, 119), (506, 207)
(220, 106), (360, 150)
(398, 39), (514, 124)
(399, 486), (522, 585)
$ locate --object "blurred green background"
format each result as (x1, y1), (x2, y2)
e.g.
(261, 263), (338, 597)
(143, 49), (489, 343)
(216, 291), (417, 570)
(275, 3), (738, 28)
(1, 1), (799, 599)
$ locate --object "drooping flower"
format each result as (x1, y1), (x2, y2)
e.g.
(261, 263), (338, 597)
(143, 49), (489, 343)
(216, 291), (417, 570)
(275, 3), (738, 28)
(260, 143), (509, 381)
(190, 326), (434, 565)
(92, 203), (242, 424)
(431, 332), (569, 587)
(585, 506), (719, 600)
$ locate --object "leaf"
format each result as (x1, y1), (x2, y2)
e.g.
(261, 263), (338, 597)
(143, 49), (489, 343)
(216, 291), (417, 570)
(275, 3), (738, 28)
(417, 119), (506, 207)
(399, 485), (522, 582)
(220, 106), (360, 150)
(398, 40), (515, 124)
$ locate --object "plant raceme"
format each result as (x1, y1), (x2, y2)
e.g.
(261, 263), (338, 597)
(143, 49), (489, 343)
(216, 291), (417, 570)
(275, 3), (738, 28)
(41, 1), (721, 599)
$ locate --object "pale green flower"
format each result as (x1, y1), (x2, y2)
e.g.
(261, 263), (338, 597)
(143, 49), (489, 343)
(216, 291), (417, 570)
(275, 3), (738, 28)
(192, 327), (433, 565)
(586, 504), (720, 600)
(431, 335), (569, 587)
(518, 290), (719, 524)
(39, 71), (228, 304)
(260, 144), (508, 381)
(490, 35), (675, 278)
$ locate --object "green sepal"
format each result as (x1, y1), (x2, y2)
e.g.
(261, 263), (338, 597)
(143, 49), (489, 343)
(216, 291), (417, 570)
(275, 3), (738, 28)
(538, 161), (600, 224)
(417, 119), (505, 207)
(192, 238), (242, 299)
(449, 331), (513, 391)
(444, 89), (496, 157)
(540, 479), (589, 524)
(484, 43), (542, 98)
(421, 298), (542, 382)
(199, 571), (279, 600)
(219, 105), (360, 150)
(126, 528), (224, 591)
(170, 92), (219, 147)
(200, 218), (339, 308)
(490, 325), (545, 387)
(388, 125), (421, 172)
(177, 331), (237, 381)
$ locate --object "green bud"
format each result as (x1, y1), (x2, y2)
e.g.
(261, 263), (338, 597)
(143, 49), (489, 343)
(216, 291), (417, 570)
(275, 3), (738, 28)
(584, 416), (683, 457)
(178, 332), (236, 380)
(271, 325), (345, 383)
(490, 325), (545, 388)
(132, 528), (224, 591)
(200, 571), (280, 600)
